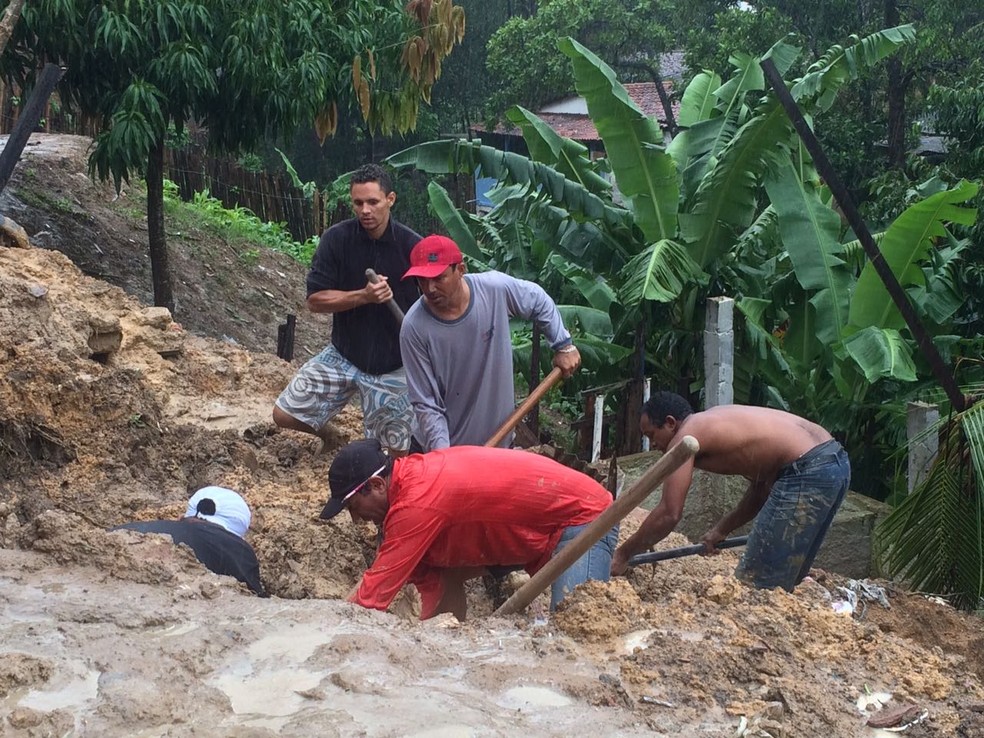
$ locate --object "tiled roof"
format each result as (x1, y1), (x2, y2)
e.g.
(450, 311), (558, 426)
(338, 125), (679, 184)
(473, 82), (680, 143)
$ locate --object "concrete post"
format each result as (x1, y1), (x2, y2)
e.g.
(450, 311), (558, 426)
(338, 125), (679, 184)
(907, 401), (940, 493)
(591, 392), (606, 463)
(704, 296), (734, 408)
(641, 378), (652, 452)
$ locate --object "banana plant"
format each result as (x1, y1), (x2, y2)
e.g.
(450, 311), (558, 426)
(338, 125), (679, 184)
(387, 25), (922, 386)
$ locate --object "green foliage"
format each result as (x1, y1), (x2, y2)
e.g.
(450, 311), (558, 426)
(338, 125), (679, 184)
(237, 153), (264, 174)
(931, 62), (984, 176)
(429, 0), (510, 134)
(486, 0), (673, 113)
(7, 0), (463, 308)
(683, 4), (795, 80)
(391, 25), (984, 524)
(162, 180), (315, 264)
(876, 400), (984, 610)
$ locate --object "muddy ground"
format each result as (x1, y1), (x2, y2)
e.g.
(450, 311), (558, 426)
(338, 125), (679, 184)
(1, 134), (984, 737)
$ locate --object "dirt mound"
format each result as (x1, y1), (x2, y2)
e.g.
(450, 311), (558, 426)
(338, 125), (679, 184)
(1, 143), (983, 736)
(0, 133), (328, 358)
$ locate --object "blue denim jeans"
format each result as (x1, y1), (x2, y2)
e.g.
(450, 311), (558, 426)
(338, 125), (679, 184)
(736, 440), (851, 591)
(549, 523), (619, 609)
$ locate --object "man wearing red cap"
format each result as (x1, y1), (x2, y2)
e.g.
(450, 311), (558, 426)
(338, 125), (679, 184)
(399, 234), (581, 452)
(272, 164), (420, 454)
(320, 438), (616, 619)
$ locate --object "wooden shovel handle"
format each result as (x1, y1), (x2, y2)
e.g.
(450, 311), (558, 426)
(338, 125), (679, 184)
(365, 268), (404, 326)
(494, 435), (700, 616)
(484, 367), (564, 448)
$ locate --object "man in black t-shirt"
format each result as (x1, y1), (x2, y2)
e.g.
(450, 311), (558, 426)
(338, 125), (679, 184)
(114, 486), (266, 596)
(273, 163), (420, 455)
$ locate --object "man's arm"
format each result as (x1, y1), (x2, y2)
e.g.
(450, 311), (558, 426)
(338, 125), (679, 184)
(700, 479), (771, 552)
(611, 459), (695, 574)
(400, 320), (450, 450)
(307, 277), (394, 314)
(497, 273), (581, 378)
(305, 227), (396, 315)
(348, 508), (445, 612)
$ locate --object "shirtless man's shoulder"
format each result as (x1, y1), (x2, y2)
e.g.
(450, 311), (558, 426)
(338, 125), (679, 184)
(678, 405), (832, 481)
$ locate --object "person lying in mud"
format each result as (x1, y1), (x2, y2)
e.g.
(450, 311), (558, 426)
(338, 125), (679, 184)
(611, 391), (851, 591)
(320, 439), (617, 619)
(113, 486), (266, 596)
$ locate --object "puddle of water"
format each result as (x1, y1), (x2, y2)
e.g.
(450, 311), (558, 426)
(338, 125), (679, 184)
(214, 667), (322, 716)
(498, 685), (571, 710)
(151, 622), (199, 638)
(623, 629), (655, 654)
(19, 668), (99, 712)
(246, 624), (330, 663)
(675, 630), (703, 642)
(406, 726), (476, 738)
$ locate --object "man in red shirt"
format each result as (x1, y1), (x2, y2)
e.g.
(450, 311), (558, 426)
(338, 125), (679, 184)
(320, 439), (616, 620)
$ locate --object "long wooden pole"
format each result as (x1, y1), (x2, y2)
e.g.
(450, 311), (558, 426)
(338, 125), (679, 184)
(0, 63), (64, 195)
(494, 435), (699, 616)
(484, 367), (563, 447)
(760, 57), (966, 413)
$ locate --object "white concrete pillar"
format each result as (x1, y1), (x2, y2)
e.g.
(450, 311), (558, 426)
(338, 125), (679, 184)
(641, 378), (652, 452)
(592, 392), (606, 463)
(907, 401), (940, 493)
(704, 296), (734, 408)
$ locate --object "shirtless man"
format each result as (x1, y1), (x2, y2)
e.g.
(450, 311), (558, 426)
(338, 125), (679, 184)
(611, 391), (851, 590)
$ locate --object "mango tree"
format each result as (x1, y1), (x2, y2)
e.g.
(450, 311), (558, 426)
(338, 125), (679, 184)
(6, 0), (464, 314)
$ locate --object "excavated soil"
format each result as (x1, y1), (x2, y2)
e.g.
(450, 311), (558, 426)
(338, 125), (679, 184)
(1, 135), (984, 737)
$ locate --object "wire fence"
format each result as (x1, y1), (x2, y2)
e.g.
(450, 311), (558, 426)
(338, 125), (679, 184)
(165, 146), (330, 242)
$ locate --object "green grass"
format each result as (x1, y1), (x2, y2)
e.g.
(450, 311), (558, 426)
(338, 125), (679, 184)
(108, 178), (320, 267)
(159, 179), (318, 265)
(18, 187), (79, 216)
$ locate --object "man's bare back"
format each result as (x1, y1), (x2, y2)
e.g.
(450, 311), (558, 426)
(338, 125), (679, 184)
(678, 405), (832, 485)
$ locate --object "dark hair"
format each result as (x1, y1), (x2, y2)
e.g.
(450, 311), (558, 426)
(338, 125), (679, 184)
(350, 163), (393, 195)
(195, 498), (217, 516)
(642, 391), (694, 427)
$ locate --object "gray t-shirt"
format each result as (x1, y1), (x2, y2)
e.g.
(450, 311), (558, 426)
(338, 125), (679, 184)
(400, 271), (572, 450)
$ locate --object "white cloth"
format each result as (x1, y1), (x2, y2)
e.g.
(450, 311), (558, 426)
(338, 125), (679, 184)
(184, 486), (251, 539)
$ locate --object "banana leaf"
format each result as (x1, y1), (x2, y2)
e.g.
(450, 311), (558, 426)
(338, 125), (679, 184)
(425, 181), (484, 261)
(668, 116), (731, 200)
(848, 180), (978, 332)
(555, 303), (616, 339)
(386, 139), (630, 229)
(618, 238), (707, 306)
(782, 286), (824, 367)
(547, 253), (617, 314)
(842, 326), (917, 383)
(765, 158), (852, 344)
(681, 99), (792, 267)
(676, 70), (721, 128)
(506, 106), (611, 195)
(559, 37), (679, 243)
(791, 25), (916, 111)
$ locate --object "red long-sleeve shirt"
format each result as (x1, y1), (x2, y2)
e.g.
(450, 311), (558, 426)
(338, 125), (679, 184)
(352, 446), (611, 618)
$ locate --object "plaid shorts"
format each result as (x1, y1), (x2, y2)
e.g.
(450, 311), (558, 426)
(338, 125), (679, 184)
(275, 344), (412, 451)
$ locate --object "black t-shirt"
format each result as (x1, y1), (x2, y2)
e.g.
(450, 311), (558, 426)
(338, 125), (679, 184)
(306, 218), (421, 375)
(114, 519), (266, 596)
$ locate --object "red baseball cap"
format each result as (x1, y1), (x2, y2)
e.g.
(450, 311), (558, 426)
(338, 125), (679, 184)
(402, 235), (463, 279)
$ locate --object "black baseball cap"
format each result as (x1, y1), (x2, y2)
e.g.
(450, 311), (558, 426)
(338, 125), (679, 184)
(320, 439), (389, 520)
